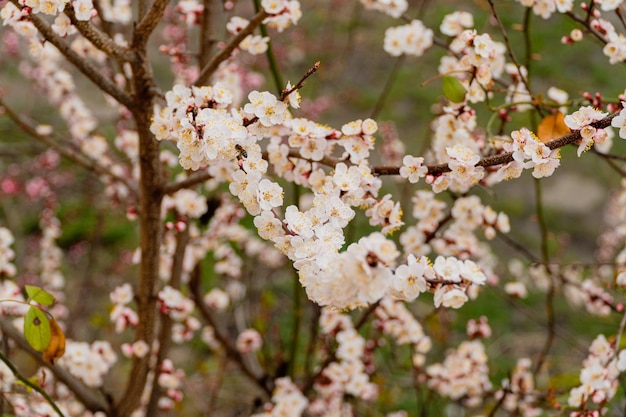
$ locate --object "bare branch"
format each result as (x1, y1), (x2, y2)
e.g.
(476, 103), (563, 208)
(0, 97), (138, 197)
(64, 6), (136, 62)
(146, 227), (190, 416)
(199, 0), (219, 68)
(279, 61), (320, 101)
(194, 9), (270, 86)
(189, 267), (272, 396)
(164, 170), (213, 195)
(9, 1), (133, 108)
(114, 70), (164, 417)
(134, 0), (171, 48)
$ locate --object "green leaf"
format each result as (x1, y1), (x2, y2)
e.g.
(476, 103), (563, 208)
(442, 76), (466, 103)
(24, 285), (55, 307)
(24, 307), (51, 352)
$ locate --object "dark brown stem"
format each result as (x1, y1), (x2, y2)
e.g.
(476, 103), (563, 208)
(532, 177), (554, 376)
(372, 112), (619, 176)
(194, 9), (269, 86)
(370, 55), (404, 119)
(487, 0), (536, 110)
(134, 0), (170, 48)
(64, 6), (135, 62)
(145, 227), (190, 416)
(9, 1), (133, 109)
(114, 24), (164, 417)
(280, 61), (320, 101)
(188, 266), (272, 396)
(164, 171), (213, 195)
(199, 0), (219, 69)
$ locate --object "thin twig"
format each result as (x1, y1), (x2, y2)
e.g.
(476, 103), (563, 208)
(253, 0), (283, 95)
(486, 0), (539, 115)
(0, 317), (110, 412)
(280, 62), (320, 101)
(0, 350), (65, 417)
(0, 97), (138, 196)
(370, 55), (405, 119)
(532, 178), (555, 376)
(497, 232), (540, 263)
(615, 308), (626, 354)
(163, 171), (213, 195)
(145, 226), (190, 416)
(188, 266), (272, 396)
(194, 9), (270, 86)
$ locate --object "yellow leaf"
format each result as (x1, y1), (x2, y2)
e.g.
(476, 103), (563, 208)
(537, 111), (570, 143)
(42, 317), (66, 365)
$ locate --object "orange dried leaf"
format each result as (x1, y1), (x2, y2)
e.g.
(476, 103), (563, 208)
(42, 317), (66, 365)
(537, 111), (570, 143)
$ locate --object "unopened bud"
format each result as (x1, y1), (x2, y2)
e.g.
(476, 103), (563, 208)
(570, 29), (583, 42)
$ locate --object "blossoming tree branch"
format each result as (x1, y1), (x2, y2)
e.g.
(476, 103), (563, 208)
(1, 0), (626, 416)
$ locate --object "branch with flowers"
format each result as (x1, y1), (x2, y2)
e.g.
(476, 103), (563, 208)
(4, 0), (626, 416)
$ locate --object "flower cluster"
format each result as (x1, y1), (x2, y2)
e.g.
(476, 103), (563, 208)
(20, 0), (91, 20)
(440, 11), (474, 37)
(0, 227), (16, 277)
(496, 128), (560, 180)
(383, 20), (433, 57)
(399, 155), (428, 184)
(162, 189), (208, 219)
(158, 286), (195, 320)
(431, 194), (510, 257)
(399, 190), (446, 256)
(0, 280), (28, 317)
(1, 2), (99, 139)
(374, 297), (432, 367)
(240, 35), (270, 55)
(39, 212), (65, 292)
(440, 29), (506, 103)
(495, 358), (541, 416)
(599, 18), (626, 64)
(156, 359), (185, 411)
(365, 194), (404, 234)
(515, 0), (574, 19)
(298, 232), (397, 309)
(428, 105), (481, 163)
(426, 340), (492, 406)
(564, 106), (609, 156)
(359, 0), (408, 18)
(285, 117), (335, 162)
(339, 118), (378, 164)
(432, 256), (486, 308)
(98, 0), (132, 24)
(261, 0), (302, 33)
(110, 283), (138, 333)
(252, 377), (308, 417)
(568, 334), (626, 414)
(310, 309), (378, 414)
(59, 341), (117, 387)
(432, 143), (484, 193)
